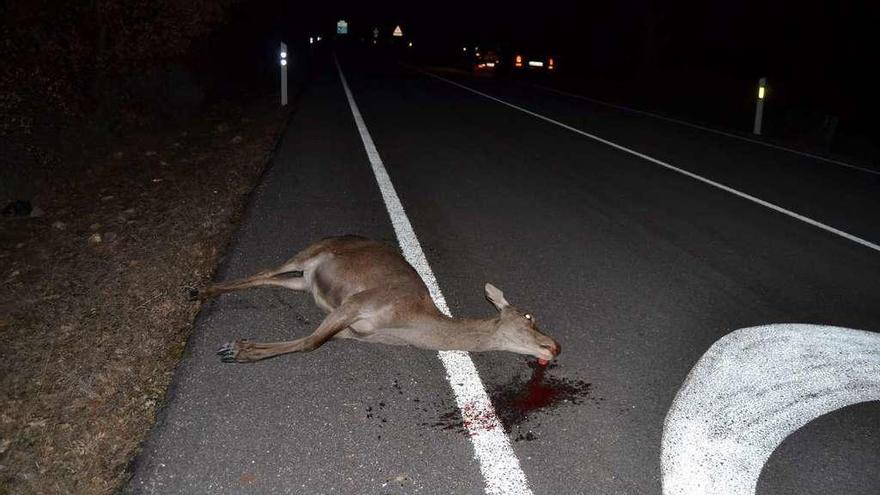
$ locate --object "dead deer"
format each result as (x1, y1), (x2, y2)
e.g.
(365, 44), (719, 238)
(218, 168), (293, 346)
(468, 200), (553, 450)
(192, 235), (561, 364)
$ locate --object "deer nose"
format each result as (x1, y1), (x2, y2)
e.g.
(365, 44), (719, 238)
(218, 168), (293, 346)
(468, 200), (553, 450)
(541, 341), (561, 357)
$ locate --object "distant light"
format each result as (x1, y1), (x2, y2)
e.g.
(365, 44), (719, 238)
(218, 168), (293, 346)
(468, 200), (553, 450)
(280, 51), (287, 58)
(475, 46), (479, 51)
(280, 59), (287, 66)
(408, 41), (413, 47)
(309, 37), (314, 44)
(475, 52), (480, 57)
(528, 60), (544, 67)
(758, 86), (766, 99)
(486, 62), (495, 67)
(463, 47), (467, 51)
(316, 36), (321, 41)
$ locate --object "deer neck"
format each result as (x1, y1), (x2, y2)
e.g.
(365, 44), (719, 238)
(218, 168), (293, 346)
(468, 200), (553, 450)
(394, 314), (500, 352)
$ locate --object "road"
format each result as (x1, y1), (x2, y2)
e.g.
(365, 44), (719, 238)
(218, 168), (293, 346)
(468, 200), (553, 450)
(126, 47), (880, 495)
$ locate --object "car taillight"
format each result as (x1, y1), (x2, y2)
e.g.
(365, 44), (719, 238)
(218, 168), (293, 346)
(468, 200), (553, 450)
(515, 54), (523, 68)
(548, 58), (555, 70)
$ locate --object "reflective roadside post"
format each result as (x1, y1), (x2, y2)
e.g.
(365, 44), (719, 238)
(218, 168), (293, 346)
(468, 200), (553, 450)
(280, 42), (288, 107)
(753, 77), (767, 135)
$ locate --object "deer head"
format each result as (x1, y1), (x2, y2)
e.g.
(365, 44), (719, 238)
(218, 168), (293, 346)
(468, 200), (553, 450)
(485, 283), (561, 362)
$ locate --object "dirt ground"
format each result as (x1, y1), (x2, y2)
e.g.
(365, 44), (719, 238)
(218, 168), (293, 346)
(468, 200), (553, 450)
(0, 97), (289, 494)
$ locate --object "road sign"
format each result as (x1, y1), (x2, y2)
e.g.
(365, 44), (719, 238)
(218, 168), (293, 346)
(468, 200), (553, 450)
(336, 20), (348, 35)
(393, 25), (403, 37)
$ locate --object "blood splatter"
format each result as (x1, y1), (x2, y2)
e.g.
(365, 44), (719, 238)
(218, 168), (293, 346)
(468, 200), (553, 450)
(423, 362), (595, 439)
(490, 361), (592, 430)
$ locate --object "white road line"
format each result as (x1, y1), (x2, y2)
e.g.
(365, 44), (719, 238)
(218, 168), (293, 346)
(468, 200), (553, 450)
(335, 56), (533, 495)
(533, 83), (880, 176)
(418, 70), (880, 255)
(661, 324), (880, 495)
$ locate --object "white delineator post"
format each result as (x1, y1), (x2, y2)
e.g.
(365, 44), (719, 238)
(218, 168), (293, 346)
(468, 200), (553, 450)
(753, 77), (766, 135)
(280, 42), (288, 106)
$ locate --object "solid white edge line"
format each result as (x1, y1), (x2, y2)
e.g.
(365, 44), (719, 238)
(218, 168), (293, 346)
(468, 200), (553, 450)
(335, 56), (533, 495)
(417, 69), (880, 255)
(533, 83), (880, 176)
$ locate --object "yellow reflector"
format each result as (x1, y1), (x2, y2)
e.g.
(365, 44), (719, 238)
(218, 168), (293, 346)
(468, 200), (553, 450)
(758, 86), (766, 99)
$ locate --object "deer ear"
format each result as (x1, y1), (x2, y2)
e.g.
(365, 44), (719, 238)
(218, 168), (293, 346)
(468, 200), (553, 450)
(484, 283), (509, 311)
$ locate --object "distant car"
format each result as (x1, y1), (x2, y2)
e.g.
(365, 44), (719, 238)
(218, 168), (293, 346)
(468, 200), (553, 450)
(471, 49), (502, 71)
(511, 51), (556, 72)
(462, 45), (557, 73)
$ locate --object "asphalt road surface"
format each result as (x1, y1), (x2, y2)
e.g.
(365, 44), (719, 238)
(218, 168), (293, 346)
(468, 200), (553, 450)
(126, 47), (880, 495)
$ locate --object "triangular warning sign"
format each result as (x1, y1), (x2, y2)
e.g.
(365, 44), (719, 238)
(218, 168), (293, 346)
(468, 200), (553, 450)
(393, 25), (403, 37)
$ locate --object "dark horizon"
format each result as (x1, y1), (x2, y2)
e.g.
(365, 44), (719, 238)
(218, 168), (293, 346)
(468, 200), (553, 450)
(296, 0), (874, 103)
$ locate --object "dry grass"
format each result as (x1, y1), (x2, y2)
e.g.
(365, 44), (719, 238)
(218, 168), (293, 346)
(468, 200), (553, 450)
(0, 97), (288, 494)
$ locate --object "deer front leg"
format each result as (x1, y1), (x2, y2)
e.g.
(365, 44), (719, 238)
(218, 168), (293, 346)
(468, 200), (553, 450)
(216, 299), (364, 363)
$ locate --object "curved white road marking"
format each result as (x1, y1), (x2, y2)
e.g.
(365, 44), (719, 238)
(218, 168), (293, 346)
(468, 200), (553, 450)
(533, 84), (880, 176)
(418, 70), (880, 255)
(336, 56), (533, 495)
(661, 324), (880, 495)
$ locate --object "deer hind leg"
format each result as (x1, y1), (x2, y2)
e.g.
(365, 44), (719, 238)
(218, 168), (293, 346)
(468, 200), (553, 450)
(216, 296), (366, 363)
(192, 247), (325, 301)
(193, 242), (333, 301)
(192, 268), (306, 300)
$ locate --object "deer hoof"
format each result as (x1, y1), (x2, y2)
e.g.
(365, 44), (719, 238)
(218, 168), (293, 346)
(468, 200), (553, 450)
(217, 340), (249, 363)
